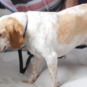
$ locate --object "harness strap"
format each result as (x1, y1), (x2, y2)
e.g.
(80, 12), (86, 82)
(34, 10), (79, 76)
(23, 15), (28, 38)
(18, 50), (33, 74)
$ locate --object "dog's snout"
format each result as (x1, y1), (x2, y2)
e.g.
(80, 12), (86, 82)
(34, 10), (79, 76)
(0, 45), (6, 52)
(0, 46), (1, 51)
(3, 46), (6, 52)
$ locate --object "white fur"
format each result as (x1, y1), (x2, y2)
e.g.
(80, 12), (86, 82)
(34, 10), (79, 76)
(0, 4), (87, 87)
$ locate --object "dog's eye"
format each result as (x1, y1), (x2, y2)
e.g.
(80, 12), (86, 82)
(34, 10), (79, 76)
(0, 34), (2, 37)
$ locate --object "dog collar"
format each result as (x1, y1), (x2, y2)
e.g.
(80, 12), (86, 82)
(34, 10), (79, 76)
(23, 16), (28, 38)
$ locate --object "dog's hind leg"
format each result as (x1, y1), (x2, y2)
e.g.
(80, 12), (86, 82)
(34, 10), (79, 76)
(45, 51), (58, 87)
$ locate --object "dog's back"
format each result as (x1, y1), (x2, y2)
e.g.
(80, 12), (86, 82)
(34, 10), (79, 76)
(25, 4), (87, 57)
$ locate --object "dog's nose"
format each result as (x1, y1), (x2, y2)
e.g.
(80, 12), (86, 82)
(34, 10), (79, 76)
(0, 46), (6, 52)
(3, 46), (6, 51)
(0, 46), (2, 51)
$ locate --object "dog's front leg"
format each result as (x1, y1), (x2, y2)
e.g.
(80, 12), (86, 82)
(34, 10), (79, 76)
(45, 52), (58, 87)
(24, 56), (42, 84)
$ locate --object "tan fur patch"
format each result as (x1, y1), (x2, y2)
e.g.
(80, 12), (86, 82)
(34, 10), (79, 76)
(1, 17), (24, 49)
(79, 4), (87, 10)
(56, 6), (87, 45)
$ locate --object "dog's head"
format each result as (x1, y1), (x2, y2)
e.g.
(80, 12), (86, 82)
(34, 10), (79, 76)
(0, 17), (24, 52)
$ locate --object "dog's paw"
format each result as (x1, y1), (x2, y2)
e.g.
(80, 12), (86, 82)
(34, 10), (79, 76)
(23, 80), (33, 84)
(23, 78), (36, 84)
(23, 74), (38, 84)
(23, 80), (30, 83)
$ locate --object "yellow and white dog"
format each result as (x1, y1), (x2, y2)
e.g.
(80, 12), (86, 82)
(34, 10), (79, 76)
(0, 4), (87, 87)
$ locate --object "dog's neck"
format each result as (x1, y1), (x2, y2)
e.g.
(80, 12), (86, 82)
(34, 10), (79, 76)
(23, 18), (28, 38)
(0, 12), (27, 33)
(11, 13), (28, 38)
(11, 12), (28, 33)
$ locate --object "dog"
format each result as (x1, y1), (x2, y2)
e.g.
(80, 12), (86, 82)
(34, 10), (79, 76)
(0, 4), (87, 87)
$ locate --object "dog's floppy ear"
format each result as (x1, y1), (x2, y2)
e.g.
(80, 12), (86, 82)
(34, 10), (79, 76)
(5, 17), (24, 49)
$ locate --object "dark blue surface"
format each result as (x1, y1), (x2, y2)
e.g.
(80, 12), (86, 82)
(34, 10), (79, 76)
(78, 0), (87, 4)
